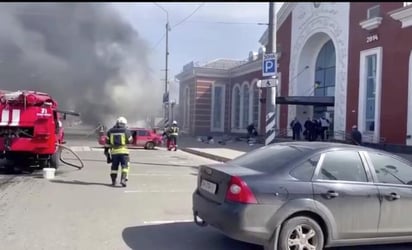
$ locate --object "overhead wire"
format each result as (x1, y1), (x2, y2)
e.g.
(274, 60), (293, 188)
(150, 3), (204, 51)
(171, 3), (205, 29)
(186, 20), (267, 25)
(150, 32), (166, 50)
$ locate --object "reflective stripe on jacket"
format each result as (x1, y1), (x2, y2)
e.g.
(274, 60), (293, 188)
(106, 126), (132, 155)
(169, 126), (179, 136)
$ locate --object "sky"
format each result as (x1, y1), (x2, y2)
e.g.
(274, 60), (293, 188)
(112, 2), (283, 103)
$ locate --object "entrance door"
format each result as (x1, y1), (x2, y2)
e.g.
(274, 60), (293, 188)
(407, 51), (412, 145)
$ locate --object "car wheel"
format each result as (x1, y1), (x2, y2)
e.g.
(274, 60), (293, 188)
(276, 216), (324, 250)
(145, 142), (155, 150)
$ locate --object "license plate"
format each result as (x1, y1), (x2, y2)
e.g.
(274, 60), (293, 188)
(200, 179), (217, 194)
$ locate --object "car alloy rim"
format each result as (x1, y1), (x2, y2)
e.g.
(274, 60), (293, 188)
(287, 224), (318, 250)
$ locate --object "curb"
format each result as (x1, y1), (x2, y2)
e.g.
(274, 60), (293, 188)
(180, 148), (231, 163)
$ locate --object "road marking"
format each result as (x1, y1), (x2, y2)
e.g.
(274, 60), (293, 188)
(91, 148), (104, 151)
(68, 146), (97, 152)
(143, 219), (193, 225)
(124, 190), (192, 193)
(69, 146), (84, 152)
(128, 173), (195, 177)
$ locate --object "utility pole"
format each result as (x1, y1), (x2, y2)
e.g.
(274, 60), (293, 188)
(170, 100), (175, 122)
(164, 21), (171, 128)
(154, 3), (171, 129)
(265, 2), (277, 145)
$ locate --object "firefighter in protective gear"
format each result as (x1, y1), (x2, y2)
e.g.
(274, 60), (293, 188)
(105, 116), (133, 187)
(162, 125), (169, 147)
(167, 120), (179, 150)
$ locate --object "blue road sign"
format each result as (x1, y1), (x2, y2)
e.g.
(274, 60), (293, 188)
(262, 53), (277, 77)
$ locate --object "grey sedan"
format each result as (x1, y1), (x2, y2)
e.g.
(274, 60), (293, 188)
(192, 142), (412, 250)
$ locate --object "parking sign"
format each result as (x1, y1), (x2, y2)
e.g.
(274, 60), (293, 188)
(262, 53), (277, 77)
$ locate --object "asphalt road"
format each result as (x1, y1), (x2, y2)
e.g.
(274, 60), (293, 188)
(1, 138), (412, 250)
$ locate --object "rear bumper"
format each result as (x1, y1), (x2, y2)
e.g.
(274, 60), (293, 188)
(192, 190), (274, 246)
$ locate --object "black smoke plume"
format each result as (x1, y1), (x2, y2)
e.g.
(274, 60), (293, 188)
(0, 3), (161, 126)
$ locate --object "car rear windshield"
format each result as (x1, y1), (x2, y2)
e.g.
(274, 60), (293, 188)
(229, 145), (311, 173)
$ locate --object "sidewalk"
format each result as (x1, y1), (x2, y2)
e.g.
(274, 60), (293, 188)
(179, 136), (412, 163)
(179, 136), (261, 162)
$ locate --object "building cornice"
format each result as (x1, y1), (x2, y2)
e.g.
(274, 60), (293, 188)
(176, 71), (195, 82)
(176, 58), (262, 82)
(359, 16), (383, 31)
(389, 3), (412, 28)
(229, 59), (261, 77)
(194, 67), (230, 78)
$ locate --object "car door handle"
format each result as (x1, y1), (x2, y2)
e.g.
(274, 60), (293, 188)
(387, 192), (400, 201)
(324, 191), (339, 199)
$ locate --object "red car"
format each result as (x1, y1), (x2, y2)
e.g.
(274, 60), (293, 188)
(99, 127), (162, 150)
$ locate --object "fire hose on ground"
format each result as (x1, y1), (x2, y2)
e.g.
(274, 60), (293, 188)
(56, 143), (85, 170)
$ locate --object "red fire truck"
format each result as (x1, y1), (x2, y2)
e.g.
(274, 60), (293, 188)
(0, 90), (79, 171)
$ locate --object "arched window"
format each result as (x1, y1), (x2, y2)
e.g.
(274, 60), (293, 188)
(211, 83), (225, 132)
(242, 83), (250, 128)
(232, 85), (241, 129)
(251, 79), (260, 132)
(314, 40), (336, 98)
(314, 40), (336, 129)
(183, 87), (190, 129)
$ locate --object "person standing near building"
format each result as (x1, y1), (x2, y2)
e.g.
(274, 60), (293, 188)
(303, 117), (312, 141)
(106, 116), (133, 187)
(351, 125), (362, 145)
(167, 120), (180, 150)
(316, 118), (323, 141)
(290, 117), (302, 140)
(320, 115), (331, 141)
(162, 125), (170, 147)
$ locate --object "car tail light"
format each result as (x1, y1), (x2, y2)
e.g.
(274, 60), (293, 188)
(35, 133), (50, 140)
(225, 176), (257, 204)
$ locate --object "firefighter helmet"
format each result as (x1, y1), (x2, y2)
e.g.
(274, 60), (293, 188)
(117, 116), (128, 126)
(172, 120), (177, 125)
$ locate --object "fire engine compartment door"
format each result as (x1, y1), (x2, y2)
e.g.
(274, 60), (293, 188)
(0, 108), (22, 126)
(32, 107), (54, 136)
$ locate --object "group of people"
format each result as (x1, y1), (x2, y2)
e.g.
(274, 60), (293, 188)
(103, 117), (179, 187)
(290, 116), (363, 145)
(290, 116), (331, 141)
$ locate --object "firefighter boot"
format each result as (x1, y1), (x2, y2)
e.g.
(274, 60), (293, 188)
(120, 173), (127, 187)
(110, 174), (117, 186)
